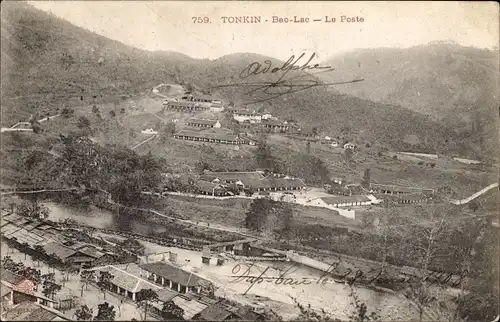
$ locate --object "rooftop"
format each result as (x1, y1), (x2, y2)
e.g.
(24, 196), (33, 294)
(370, 184), (434, 193)
(194, 181), (228, 194)
(321, 195), (371, 205)
(1, 302), (70, 321)
(174, 129), (238, 142)
(195, 304), (232, 321)
(8, 229), (48, 247)
(92, 264), (162, 293)
(42, 242), (77, 260)
(200, 171), (265, 183)
(187, 118), (219, 126)
(1, 269), (28, 285)
(1, 284), (12, 297)
(77, 246), (106, 259)
(167, 101), (202, 107)
(139, 261), (206, 287)
(173, 295), (208, 320)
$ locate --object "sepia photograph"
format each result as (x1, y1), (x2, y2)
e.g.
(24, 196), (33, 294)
(0, 1), (499, 321)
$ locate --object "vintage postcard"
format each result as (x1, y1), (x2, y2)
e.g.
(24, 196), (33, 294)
(0, 1), (499, 321)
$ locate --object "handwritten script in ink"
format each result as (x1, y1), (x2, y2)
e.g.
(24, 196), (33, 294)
(211, 52), (364, 105)
(229, 261), (469, 295)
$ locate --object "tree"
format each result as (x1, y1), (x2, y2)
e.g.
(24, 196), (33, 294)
(451, 217), (498, 321)
(361, 168), (371, 190)
(97, 271), (114, 300)
(136, 289), (159, 321)
(3, 256), (16, 271)
(109, 110), (116, 118)
(245, 199), (271, 231)
(20, 267), (42, 286)
(94, 302), (116, 321)
(397, 205), (454, 321)
(255, 135), (275, 170)
(75, 305), (93, 321)
(291, 296), (340, 321)
(120, 238), (145, 256)
(62, 258), (76, 284)
(61, 108), (74, 118)
(20, 242), (30, 260)
(347, 286), (380, 321)
(77, 116), (91, 130)
(160, 123), (176, 142)
(344, 148), (354, 164)
(161, 300), (185, 320)
(42, 280), (61, 299)
(245, 199), (293, 235)
(41, 272), (55, 283)
(80, 270), (96, 296)
(11, 261), (26, 275)
(16, 200), (50, 220)
(33, 245), (48, 266)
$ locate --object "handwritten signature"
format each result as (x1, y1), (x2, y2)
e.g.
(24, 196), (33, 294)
(210, 52), (364, 105)
(230, 260), (469, 295)
(239, 53), (331, 80)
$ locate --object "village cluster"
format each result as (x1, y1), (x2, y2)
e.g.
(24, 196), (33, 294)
(0, 209), (268, 321)
(136, 91), (435, 219)
(160, 93), (353, 148)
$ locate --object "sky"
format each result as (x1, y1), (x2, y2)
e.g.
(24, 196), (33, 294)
(28, 1), (499, 61)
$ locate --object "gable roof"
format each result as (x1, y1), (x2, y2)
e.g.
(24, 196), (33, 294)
(77, 246), (106, 259)
(1, 284), (13, 297)
(321, 195), (371, 205)
(194, 181), (228, 194)
(1, 269), (29, 285)
(370, 183), (434, 194)
(167, 101), (201, 107)
(93, 265), (161, 293)
(1, 302), (70, 321)
(42, 242), (77, 260)
(173, 295), (208, 320)
(188, 119), (219, 126)
(196, 304), (233, 321)
(139, 262), (206, 287)
(174, 129), (238, 142)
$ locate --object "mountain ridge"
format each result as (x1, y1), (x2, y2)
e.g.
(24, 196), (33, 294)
(1, 2), (496, 160)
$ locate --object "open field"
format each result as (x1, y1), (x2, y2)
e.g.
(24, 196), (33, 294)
(152, 194), (361, 229)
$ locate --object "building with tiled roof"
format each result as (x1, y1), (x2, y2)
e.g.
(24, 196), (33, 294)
(187, 119), (222, 128)
(261, 119), (290, 132)
(139, 261), (207, 294)
(193, 181), (231, 197)
(174, 129), (240, 145)
(370, 184), (434, 195)
(90, 263), (162, 301)
(0, 302), (71, 321)
(320, 195), (372, 207)
(163, 101), (208, 112)
(1, 269), (36, 296)
(200, 171), (306, 193)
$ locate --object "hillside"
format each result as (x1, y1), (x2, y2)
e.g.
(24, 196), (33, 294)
(320, 44), (499, 160)
(1, 2), (489, 158)
(1, 2), (185, 125)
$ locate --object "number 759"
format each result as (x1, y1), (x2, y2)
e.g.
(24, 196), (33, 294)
(192, 17), (210, 23)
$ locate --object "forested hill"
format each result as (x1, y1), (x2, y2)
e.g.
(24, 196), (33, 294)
(2, 2), (494, 160)
(321, 44), (499, 161)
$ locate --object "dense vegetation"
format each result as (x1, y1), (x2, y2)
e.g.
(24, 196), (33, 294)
(322, 44), (499, 161)
(2, 2), (491, 159)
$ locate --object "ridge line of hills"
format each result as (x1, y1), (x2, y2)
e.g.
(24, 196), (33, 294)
(1, 1), (498, 161)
